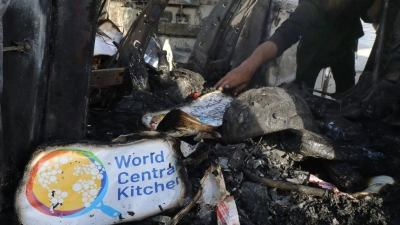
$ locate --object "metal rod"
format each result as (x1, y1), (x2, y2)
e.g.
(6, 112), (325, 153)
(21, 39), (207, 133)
(321, 69), (331, 98)
(308, 88), (336, 97)
(243, 168), (329, 198)
(372, 0), (390, 83)
(0, 17), (4, 212)
(3, 39), (31, 52)
(167, 187), (203, 225)
(0, 0), (10, 209)
(98, 0), (108, 18)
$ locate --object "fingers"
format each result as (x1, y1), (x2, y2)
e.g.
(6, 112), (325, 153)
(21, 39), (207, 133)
(234, 83), (248, 95)
(215, 74), (248, 95)
(214, 76), (227, 90)
(214, 73), (237, 91)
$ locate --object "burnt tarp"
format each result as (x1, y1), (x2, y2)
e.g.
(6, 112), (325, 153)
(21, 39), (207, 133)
(222, 87), (319, 144)
(187, 0), (275, 81)
(0, 0), (100, 220)
(230, 0), (275, 86)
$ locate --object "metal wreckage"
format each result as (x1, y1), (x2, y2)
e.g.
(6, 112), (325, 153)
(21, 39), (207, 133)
(2, 0), (400, 224)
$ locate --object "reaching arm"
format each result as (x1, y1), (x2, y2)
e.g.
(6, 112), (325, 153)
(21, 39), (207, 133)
(367, 0), (383, 21)
(214, 1), (319, 94)
(361, 0), (383, 23)
(214, 41), (278, 94)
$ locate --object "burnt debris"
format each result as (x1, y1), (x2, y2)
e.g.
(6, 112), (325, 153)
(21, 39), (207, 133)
(83, 0), (400, 224)
(5, 0), (400, 225)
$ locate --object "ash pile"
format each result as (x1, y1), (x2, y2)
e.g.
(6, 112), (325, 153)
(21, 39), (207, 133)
(88, 82), (400, 224)
(86, 1), (400, 224)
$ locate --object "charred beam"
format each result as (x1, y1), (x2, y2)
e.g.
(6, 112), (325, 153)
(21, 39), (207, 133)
(373, 0), (390, 83)
(90, 67), (126, 88)
(158, 22), (201, 37)
(0, 0), (10, 210)
(113, 0), (170, 67)
(43, 0), (101, 141)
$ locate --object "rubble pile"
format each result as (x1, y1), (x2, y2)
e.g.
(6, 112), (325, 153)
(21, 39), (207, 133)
(7, 0), (400, 224)
(86, 74), (400, 224)
(82, 1), (400, 224)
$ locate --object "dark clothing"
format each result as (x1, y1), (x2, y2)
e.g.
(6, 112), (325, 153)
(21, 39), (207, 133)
(268, 0), (375, 92)
(298, 49), (356, 93)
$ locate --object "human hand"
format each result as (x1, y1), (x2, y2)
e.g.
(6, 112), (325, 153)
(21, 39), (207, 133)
(214, 41), (277, 94)
(214, 63), (255, 95)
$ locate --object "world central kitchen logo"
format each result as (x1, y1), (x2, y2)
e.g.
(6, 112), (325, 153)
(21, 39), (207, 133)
(26, 149), (121, 218)
(114, 150), (180, 200)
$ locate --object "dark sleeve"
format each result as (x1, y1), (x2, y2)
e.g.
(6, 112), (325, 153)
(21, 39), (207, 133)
(268, 1), (320, 57)
(359, 0), (377, 23)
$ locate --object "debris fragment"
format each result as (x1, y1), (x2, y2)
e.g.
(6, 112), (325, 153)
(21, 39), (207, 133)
(309, 174), (336, 190)
(128, 47), (149, 91)
(281, 129), (388, 167)
(168, 164), (231, 225)
(308, 174), (356, 200)
(180, 141), (200, 157)
(193, 131), (222, 142)
(93, 20), (123, 57)
(242, 168), (328, 198)
(167, 187), (203, 225)
(216, 196), (240, 225)
(152, 215), (172, 224)
(157, 109), (217, 137)
(239, 182), (269, 225)
(352, 175), (396, 198)
(143, 91), (233, 130)
(144, 37), (161, 68)
(365, 175), (396, 193)
(221, 87), (318, 144)
(197, 165), (230, 207)
(156, 50), (170, 85)
(317, 115), (366, 146)
(324, 161), (367, 192)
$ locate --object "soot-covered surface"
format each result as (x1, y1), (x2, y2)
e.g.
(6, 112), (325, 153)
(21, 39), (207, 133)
(87, 70), (400, 225)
